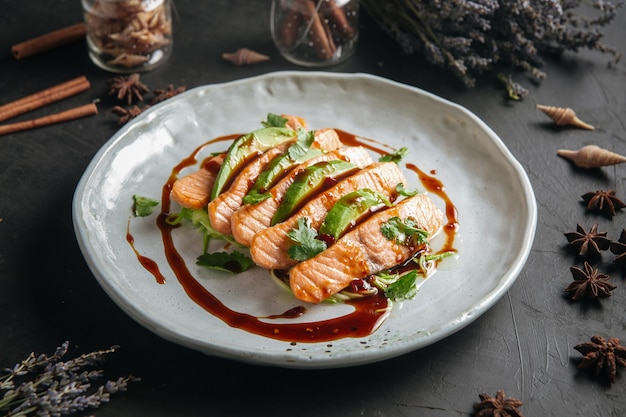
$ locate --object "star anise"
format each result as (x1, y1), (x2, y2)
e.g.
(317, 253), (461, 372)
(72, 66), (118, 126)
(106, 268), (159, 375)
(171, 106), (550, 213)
(151, 84), (186, 105)
(564, 224), (610, 258)
(582, 189), (626, 217)
(107, 73), (150, 105)
(111, 105), (150, 125)
(574, 335), (626, 384)
(610, 229), (626, 264)
(564, 261), (616, 301)
(473, 390), (524, 417)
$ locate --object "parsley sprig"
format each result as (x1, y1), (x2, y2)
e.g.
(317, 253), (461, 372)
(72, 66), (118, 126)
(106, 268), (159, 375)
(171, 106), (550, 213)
(372, 270), (420, 301)
(167, 208), (254, 274)
(132, 195), (159, 217)
(372, 252), (455, 301)
(287, 129), (315, 161)
(243, 129), (317, 205)
(381, 216), (430, 247)
(396, 183), (418, 197)
(166, 207), (241, 253)
(261, 113), (289, 128)
(379, 146), (408, 163)
(197, 251), (254, 273)
(287, 217), (327, 261)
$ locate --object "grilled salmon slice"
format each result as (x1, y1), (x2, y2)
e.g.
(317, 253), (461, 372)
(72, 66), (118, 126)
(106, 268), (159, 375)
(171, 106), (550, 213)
(171, 154), (224, 209)
(289, 193), (444, 303)
(170, 114), (305, 210)
(231, 146), (373, 246)
(208, 128), (344, 235)
(249, 162), (407, 270)
(283, 114), (307, 130)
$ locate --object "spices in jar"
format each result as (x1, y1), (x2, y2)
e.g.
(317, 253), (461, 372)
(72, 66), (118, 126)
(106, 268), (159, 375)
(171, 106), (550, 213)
(82, 0), (173, 73)
(271, 0), (359, 67)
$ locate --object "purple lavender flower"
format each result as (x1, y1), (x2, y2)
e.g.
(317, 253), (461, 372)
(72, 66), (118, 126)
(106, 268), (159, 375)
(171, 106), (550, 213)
(1, 342), (138, 417)
(362, 0), (623, 93)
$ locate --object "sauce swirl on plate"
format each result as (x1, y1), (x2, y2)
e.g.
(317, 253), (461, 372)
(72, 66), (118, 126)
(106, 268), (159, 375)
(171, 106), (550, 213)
(128, 129), (458, 343)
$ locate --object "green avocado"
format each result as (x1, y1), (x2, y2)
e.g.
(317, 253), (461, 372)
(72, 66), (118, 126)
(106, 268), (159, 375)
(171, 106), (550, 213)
(271, 160), (357, 225)
(210, 126), (296, 200)
(243, 131), (324, 205)
(318, 188), (392, 241)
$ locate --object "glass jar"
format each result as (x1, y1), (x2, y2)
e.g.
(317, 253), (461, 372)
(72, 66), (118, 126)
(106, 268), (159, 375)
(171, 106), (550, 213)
(82, 0), (173, 73)
(271, 0), (359, 67)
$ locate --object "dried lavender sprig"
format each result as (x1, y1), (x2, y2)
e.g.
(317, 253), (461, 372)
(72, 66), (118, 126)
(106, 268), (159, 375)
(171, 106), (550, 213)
(7, 376), (136, 417)
(498, 72), (529, 100)
(1, 342), (138, 417)
(1, 342), (69, 391)
(46, 345), (119, 377)
(362, 0), (623, 90)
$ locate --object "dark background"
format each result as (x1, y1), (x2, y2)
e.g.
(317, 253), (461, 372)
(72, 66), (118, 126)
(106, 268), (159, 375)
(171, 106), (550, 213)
(1, 1), (625, 415)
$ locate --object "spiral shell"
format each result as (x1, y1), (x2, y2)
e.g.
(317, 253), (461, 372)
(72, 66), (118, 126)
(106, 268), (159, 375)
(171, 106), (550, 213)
(107, 53), (150, 68)
(222, 48), (270, 66)
(537, 104), (594, 130)
(557, 145), (626, 169)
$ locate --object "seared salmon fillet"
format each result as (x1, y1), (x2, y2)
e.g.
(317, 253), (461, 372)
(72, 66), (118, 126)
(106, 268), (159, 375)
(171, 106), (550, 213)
(171, 154), (224, 209)
(308, 128), (343, 150)
(231, 146), (373, 246)
(249, 162), (407, 270)
(283, 114), (307, 130)
(208, 141), (293, 234)
(208, 128), (343, 235)
(289, 193), (444, 303)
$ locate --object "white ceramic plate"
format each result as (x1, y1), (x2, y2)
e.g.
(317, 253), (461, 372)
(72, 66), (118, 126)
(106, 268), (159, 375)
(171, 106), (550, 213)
(73, 72), (536, 369)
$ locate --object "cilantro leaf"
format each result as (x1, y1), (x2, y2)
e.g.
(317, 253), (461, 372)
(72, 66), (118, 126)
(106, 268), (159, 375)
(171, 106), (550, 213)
(166, 207), (242, 253)
(287, 129), (315, 161)
(371, 270), (419, 301)
(196, 251), (254, 274)
(287, 217), (327, 261)
(384, 270), (419, 301)
(381, 216), (429, 247)
(133, 195), (159, 217)
(242, 130), (318, 207)
(396, 183), (419, 197)
(379, 147), (408, 163)
(262, 113), (288, 128)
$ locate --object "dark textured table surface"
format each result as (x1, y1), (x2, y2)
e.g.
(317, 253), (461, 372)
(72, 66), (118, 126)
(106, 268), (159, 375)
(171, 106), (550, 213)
(2, 1), (626, 416)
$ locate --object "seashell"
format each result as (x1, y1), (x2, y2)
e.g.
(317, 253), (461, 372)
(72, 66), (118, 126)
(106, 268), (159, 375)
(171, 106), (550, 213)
(222, 47), (270, 66)
(107, 53), (150, 68)
(557, 145), (626, 169)
(537, 104), (594, 130)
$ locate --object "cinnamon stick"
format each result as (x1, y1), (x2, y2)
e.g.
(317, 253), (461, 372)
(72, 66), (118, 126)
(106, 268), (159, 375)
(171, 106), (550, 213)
(0, 76), (91, 123)
(278, 6), (304, 48)
(0, 103), (98, 137)
(11, 23), (87, 60)
(302, 0), (336, 60)
(327, 0), (356, 40)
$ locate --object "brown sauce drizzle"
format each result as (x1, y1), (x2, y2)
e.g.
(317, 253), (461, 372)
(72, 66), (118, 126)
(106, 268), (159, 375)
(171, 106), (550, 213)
(128, 129), (458, 343)
(157, 175), (391, 341)
(263, 306), (307, 319)
(126, 218), (166, 284)
(405, 163), (459, 253)
(335, 129), (396, 154)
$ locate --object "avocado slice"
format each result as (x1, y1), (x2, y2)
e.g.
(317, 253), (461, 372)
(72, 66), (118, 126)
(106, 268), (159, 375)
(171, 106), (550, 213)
(318, 188), (392, 242)
(210, 126), (296, 200)
(243, 131), (324, 205)
(271, 160), (357, 225)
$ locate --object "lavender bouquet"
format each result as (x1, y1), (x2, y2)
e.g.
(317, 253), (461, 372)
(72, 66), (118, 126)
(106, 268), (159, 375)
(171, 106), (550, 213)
(361, 0), (622, 97)
(1, 342), (136, 417)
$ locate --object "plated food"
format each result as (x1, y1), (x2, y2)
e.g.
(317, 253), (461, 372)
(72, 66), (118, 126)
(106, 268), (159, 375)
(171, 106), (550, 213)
(168, 113), (452, 306)
(73, 72), (536, 368)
